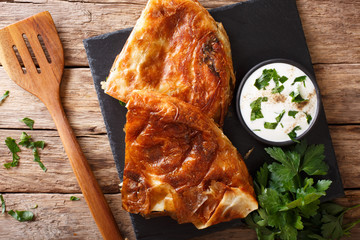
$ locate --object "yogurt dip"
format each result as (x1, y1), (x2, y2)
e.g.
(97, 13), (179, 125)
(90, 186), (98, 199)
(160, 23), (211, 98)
(238, 62), (318, 143)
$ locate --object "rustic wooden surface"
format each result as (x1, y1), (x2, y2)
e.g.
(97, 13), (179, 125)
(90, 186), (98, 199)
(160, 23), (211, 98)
(0, 0), (359, 239)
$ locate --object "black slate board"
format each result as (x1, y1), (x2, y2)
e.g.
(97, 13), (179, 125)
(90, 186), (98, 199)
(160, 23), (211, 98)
(83, 0), (344, 239)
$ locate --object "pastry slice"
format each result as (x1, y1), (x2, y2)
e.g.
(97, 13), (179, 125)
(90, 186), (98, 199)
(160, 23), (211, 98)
(122, 90), (258, 229)
(103, 0), (236, 126)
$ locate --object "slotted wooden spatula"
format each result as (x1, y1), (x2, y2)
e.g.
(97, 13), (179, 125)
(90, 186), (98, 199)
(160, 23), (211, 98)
(0, 11), (123, 240)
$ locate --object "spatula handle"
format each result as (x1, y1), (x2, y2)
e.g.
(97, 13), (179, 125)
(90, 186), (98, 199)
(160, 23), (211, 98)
(46, 94), (123, 240)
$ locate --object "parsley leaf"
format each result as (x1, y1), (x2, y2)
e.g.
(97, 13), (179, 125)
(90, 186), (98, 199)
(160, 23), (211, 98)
(288, 110), (299, 118)
(70, 196), (80, 201)
(276, 110), (286, 123)
(305, 112), (312, 124)
(19, 132), (47, 172)
(288, 126), (301, 143)
(272, 85), (284, 94)
(119, 100), (126, 106)
(289, 87), (308, 103)
(244, 141), (360, 240)
(4, 137), (21, 169)
(264, 122), (278, 129)
(300, 144), (328, 175)
(292, 76), (307, 87)
(254, 69), (274, 90)
(254, 69), (288, 94)
(8, 210), (34, 222)
(264, 110), (285, 129)
(279, 76), (288, 84)
(0, 90), (9, 104)
(250, 97), (268, 121)
(0, 194), (5, 214)
(20, 117), (35, 130)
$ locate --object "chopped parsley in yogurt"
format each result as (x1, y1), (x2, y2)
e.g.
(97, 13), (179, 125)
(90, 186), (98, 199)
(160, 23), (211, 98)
(240, 62), (318, 142)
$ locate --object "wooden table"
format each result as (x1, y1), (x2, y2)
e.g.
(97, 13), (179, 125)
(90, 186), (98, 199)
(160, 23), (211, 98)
(0, 0), (359, 239)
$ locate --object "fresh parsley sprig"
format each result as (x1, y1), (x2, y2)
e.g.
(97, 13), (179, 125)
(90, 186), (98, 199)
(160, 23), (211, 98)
(246, 141), (360, 240)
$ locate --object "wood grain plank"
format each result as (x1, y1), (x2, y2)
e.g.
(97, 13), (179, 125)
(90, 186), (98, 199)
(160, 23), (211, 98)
(0, 193), (135, 240)
(0, 130), (120, 193)
(0, 67), (107, 134)
(0, 191), (360, 240)
(1, 64), (359, 135)
(0, 125), (359, 193)
(0, 0), (358, 66)
(315, 64), (360, 124)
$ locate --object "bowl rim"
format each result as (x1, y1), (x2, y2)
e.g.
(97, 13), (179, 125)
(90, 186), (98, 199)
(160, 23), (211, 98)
(235, 58), (321, 146)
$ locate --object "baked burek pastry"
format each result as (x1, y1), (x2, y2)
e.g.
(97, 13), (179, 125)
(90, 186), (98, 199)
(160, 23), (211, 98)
(103, 0), (236, 126)
(122, 90), (258, 229)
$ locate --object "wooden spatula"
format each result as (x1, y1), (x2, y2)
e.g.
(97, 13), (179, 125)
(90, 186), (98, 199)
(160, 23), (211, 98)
(0, 11), (123, 240)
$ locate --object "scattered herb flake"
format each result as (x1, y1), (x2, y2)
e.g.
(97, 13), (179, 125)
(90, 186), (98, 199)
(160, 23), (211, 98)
(30, 204), (38, 209)
(264, 110), (285, 130)
(288, 110), (299, 118)
(4, 137), (21, 169)
(305, 112), (312, 124)
(279, 76), (288, 84)
(290, 87), (308, 103)
(272, 85), (284, 94)
(264, 122), (278, 129)
(119, 100), (126, 106)
(254, 69), (274, 90)
(250, 97), (268, 121)
(19, 132), (47, 172)
(288, 126), (301, 143)
(0, 194), (5, 214)
(70, 196), (80, 201)
(292, 75), (307, 87)
(253, 129), (261, 131)
(0, 91), (9, 104)
(20, 117), (35, 130)
(8, 210), (34, 222)
(280, 123), (284, 128)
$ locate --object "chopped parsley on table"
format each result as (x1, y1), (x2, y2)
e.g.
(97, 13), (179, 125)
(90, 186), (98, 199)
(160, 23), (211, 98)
(250, 97), (268, 121)
(8, 210), (34, 222)
(0, 91), (9, 104)
(70, 196), (80, 201)
(4, 137), (21, 169)
(0, 194), (5, 214)
(19, 132), (47, 172)
(20, 117), (35, 130)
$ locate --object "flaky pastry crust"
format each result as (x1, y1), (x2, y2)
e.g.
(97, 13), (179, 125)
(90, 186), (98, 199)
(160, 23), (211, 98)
(122, 90), (258, 229)
(104, 0), (236, 126)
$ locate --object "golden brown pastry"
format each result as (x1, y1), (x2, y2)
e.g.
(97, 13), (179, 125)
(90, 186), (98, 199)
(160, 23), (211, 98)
(122, 90), (258, 229)
(103, 0), (236, 126)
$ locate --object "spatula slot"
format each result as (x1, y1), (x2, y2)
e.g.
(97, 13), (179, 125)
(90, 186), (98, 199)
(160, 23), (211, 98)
(37, 34), (52, 64)
(22, 33), (41, 74)
(12, 45), (26, 74)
